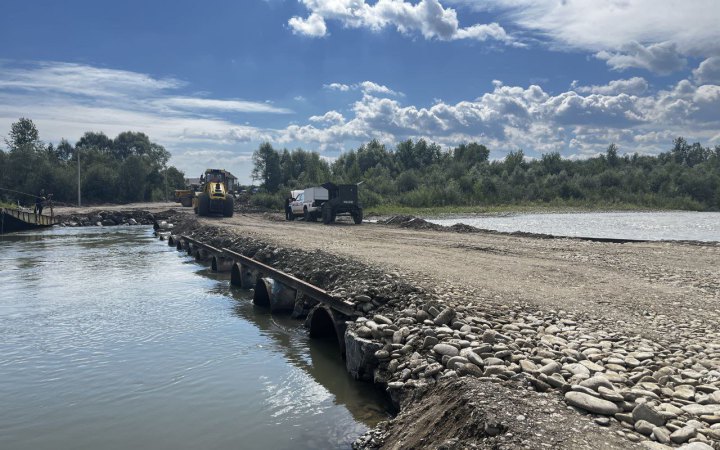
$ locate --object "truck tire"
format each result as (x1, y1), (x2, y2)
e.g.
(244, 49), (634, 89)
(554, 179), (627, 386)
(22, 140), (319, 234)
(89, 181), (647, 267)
(180, 197), (192, 207)
(304, 207), (312, 222)
(322, 205), (333, 224)
(223, 196), (234, 217)
(198, 193), (210, 216)
(352, 208), (363, 224)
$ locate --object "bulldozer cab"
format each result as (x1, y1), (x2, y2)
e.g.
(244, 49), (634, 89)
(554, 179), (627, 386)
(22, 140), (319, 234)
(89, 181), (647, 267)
(204, 169), (226, 185)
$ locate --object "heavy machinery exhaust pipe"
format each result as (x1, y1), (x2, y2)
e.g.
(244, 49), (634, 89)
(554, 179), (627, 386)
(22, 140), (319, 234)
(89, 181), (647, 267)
(253, 278), (297, 313)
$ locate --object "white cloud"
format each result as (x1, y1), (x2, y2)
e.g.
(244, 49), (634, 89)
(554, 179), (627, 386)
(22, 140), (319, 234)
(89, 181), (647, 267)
(0, 61), (183, 98)
(490, 0), (720, 53)
(288, 0), (516, 44)
(324, 81), (401, 96)
(279, 73), (720, 158)
(156, 97), (292, 114)
(309, 110), (346, 125)
(693, 57), (720, 85)
(323, 82), (351, 91)
(288, 12), (327, 37)
(573, 77), (648, 96)
(596, 41), (686, 74)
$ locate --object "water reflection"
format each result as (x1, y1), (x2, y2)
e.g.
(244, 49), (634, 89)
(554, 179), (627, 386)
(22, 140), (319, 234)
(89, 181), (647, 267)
(206, 278), (392, 428)
(0, 226), (390, 450)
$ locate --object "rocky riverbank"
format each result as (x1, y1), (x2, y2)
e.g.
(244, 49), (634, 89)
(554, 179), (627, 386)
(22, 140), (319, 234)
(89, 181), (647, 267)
(172, 215), (720, 450)
(56, 209), (175, 227)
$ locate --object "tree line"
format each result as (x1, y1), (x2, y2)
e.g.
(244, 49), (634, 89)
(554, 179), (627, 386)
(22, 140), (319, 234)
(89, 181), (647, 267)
(0, 118), (186, 206)
(251, 138), (720, 211)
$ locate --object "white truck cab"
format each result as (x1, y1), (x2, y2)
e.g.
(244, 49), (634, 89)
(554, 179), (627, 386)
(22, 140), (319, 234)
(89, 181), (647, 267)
(287, 187), (329, 221)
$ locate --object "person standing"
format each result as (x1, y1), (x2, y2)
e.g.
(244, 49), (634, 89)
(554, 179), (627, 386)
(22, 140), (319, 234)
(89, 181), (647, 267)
(34, 190), (46, 215)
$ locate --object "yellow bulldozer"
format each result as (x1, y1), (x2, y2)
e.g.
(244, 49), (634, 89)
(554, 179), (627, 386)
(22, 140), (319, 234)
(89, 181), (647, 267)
(193, 169), (234, 217)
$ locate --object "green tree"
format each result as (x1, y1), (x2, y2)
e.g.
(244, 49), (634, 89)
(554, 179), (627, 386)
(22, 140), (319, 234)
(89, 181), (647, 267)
(252, 142), (282, 192)
(6, 117), (41, 151)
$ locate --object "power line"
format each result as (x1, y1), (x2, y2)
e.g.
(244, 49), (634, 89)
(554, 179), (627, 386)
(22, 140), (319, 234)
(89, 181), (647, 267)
(0, 187), (40, 198)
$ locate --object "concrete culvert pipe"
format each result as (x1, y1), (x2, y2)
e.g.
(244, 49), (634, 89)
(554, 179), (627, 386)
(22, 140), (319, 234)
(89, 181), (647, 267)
(211, 255), (233, 272)
(230, 262), (242, 287)
(195, 248), (209, 262)
(308, 305), (346, 356)
(253, 278), (297, 313)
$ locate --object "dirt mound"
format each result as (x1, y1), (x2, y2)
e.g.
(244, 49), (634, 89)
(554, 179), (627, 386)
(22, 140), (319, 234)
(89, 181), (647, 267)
(355, 378), (640, 450)
(380, 215), (470, 232)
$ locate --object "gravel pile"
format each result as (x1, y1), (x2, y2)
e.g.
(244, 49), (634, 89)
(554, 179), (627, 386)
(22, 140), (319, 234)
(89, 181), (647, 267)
(351, 293), (720, 449)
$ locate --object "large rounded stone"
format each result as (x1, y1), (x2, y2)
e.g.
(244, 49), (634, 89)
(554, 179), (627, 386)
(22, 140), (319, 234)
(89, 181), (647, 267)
(565, 391), (620, 415)
(433, 343), (460, 357)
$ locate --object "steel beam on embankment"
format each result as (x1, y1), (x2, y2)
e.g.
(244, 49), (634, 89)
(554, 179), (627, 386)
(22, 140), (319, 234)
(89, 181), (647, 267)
(182, 236), (222, 255)
(221, 247), (357, 317)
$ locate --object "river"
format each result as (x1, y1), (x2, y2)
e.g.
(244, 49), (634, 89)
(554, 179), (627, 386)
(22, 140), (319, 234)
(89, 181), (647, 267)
(0, 226), (390, 450)
(428, 211), (720, 242)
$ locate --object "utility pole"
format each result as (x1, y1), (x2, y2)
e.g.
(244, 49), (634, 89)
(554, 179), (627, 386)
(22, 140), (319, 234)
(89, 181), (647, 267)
(164, 164), (168, 203)
(77, 149), (81, 207)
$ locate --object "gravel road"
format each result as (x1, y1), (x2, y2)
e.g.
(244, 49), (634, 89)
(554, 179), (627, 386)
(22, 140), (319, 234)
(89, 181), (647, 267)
(203, 213), (719, 338)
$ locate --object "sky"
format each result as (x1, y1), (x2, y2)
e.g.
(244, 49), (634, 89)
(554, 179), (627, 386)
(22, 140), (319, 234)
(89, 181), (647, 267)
(1, 0), (719, 183)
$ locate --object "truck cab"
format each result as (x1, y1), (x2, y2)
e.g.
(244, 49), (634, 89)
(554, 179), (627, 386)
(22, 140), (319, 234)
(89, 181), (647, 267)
(287, 187), (329, 221)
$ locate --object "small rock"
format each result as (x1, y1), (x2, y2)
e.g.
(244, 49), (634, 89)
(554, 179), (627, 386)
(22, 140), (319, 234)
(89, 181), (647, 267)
(539, 361), (562, 375)
(633, 403), (666, 427)
(373, 314), (393, 325)
(595, 417), (611, 426)
(635, 420), (655, 435)
(653, 427), (671, 444)
(433, 307), (455, 326)
(580, 375), (614, 391)
(670, 426), (697, 444)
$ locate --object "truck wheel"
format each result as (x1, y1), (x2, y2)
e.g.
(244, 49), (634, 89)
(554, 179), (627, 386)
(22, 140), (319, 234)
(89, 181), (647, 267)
(198, 193), (210, 216)
(322, 206), (332, 224)
(304, 207), (312, 222)
(180, 197), (192, 207)
(352, 208), (363, 224)
(223, 196), (234, 217)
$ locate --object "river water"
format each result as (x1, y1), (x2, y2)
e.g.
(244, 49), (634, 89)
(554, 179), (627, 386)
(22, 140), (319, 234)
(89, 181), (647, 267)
(428, 211), (720, 242)
(0, 227), (389, 450)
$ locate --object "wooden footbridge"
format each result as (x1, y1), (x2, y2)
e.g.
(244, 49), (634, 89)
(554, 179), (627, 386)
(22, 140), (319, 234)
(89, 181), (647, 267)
(1, 208), (58, 234)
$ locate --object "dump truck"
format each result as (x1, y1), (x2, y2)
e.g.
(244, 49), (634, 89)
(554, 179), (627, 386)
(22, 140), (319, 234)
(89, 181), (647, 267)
(174, 189), (194, 207)
(193, 169), (234, 217)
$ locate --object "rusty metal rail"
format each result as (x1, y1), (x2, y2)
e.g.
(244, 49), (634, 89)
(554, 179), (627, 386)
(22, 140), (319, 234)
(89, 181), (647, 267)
(221, 247), (356, 317)
(182, 236), (221, 254)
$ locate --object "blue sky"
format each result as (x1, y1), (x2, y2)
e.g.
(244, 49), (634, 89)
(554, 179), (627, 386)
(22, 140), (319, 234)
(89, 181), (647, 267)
(1, 0), (719, 183)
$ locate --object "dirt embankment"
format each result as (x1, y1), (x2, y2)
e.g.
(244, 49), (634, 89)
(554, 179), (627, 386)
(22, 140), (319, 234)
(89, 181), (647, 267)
(161, 211), (719, 450)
